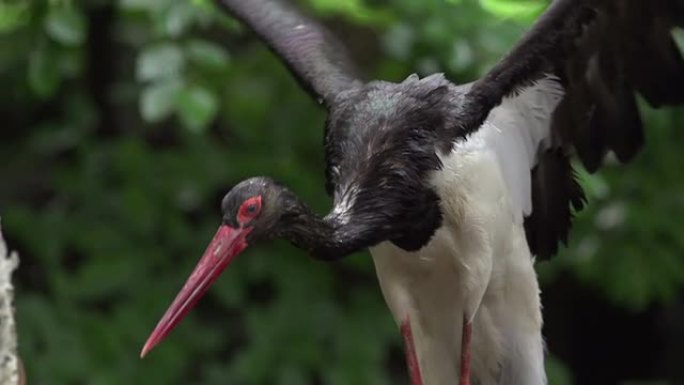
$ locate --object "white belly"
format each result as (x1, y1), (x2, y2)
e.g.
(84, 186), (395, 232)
(370, 133), (546, 385)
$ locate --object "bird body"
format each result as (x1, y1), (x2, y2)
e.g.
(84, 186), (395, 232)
(370, 78), (561, 384)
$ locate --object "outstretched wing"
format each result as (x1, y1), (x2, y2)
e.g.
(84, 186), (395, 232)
(215, 0), (362, 106)
(455, 0), (684, 258)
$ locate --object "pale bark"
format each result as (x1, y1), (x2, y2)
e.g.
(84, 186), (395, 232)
(0, 218), (20, 385)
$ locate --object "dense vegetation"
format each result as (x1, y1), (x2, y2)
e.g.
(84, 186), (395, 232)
(1, 0), (683, 383)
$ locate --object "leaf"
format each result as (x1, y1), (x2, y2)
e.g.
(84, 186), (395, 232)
(479, 0), (546, 22)
(28, 47), (61, 98)
(120, 0), (170, 11)
(176, 85), (219, 132)
(136, 43), (184, 82)
(44, 6), (86, 46)
(191, 0), (212, 7)
(0, 2), (30, 34)
(186, 40), (229, 69)
(139, 80), (182, 122)
(163, 2), (196, 37)
(306, 0), (390, 24)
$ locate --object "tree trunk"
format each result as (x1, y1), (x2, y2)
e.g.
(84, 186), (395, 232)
(0, 218), (21, 385)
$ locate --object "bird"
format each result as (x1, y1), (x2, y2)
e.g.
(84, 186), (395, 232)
(140, 0), (684, 384)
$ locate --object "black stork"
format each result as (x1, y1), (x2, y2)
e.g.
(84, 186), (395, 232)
(141, 0), (684, 384)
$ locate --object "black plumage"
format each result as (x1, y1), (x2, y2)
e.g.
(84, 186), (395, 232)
(523, 150), (586, 260)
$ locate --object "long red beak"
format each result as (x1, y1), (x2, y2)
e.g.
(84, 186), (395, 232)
(140, 224), (251, 358)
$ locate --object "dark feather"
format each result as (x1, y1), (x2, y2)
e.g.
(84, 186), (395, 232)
(323, 75), (455, 251)
(620, 1), (684, 106)
(524, 150), (586, 260)
(215, 0), (361, 106)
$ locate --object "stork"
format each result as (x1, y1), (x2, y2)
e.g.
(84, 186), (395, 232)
(141, 0), (684, 384)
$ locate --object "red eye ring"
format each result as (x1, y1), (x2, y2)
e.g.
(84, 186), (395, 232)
(237, 196), (262, 225)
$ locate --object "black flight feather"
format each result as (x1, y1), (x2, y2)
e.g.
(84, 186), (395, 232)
(215, 0), (362, 106)
(524, 150), (586, 260)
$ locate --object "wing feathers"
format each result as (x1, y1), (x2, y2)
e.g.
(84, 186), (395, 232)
(451, 0), (595, 137)
(216, 0), (361, 105)
(627, 24), (684, 107)
(457, 0), (684, 258)
(524, 150), (586, 260)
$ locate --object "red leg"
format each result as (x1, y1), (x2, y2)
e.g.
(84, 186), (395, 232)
(401, 316), (424, 385)
(459, 316), (472, 385)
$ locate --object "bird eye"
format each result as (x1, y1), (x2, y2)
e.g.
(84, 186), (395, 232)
(237, 196), (262, 225)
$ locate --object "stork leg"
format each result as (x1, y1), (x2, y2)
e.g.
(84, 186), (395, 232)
(401, 317), (423, 385)
(459, 316), (472, 385)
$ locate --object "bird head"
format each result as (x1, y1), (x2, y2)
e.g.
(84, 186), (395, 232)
(219, 177), (290, 241)
(140, 177), (290, 358)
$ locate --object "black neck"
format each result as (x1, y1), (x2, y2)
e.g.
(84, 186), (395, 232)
(278, 205), (384, 261)
(274, 186), (441, 260)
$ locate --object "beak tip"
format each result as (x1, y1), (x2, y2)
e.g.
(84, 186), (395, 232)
(140, 338), (155, 359)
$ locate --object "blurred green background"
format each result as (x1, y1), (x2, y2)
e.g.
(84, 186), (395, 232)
(1, 0), (684, 384)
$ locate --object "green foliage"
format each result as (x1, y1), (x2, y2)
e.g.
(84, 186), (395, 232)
(45, 5), (86, 46)
(176, 85), (219, 132)
(0, 2), (30, 33)
(0, 0), (683, 384)
(479, 0), (547, 22)
(305, 0), (391, 24)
